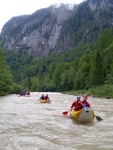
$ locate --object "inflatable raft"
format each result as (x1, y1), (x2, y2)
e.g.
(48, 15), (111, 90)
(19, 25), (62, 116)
(18, 94), (30, 97)
(40, 99), (51, 103)
(70, 107), (95, 122)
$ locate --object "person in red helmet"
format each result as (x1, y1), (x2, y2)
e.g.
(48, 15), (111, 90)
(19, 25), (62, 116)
(70, 95), (82, 111)
(44, 94), (49, 100)
(81, 95), (90, 108)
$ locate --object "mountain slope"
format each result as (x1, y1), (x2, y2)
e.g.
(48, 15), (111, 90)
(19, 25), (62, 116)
(1, 0), (113, 57)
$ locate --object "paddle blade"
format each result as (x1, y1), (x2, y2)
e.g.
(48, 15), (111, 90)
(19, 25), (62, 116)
(96, 116), (103, 121)
(62, 111), (69, 115)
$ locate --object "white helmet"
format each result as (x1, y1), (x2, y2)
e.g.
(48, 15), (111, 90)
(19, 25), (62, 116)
(77, 95), (81, 99)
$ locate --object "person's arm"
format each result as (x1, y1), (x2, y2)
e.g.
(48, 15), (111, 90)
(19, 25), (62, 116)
(79, 101), (83, 109)
(39, 96), (42, 100)
(71, 103), (73, 108)
(71, 101), (76, 108)
(87, 102), (90, 107)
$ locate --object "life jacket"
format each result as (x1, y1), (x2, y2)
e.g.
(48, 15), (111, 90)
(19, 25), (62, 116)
(81, 101), (90, 108)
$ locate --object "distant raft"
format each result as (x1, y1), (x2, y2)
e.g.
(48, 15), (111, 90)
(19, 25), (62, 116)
(40, 99), (51, 103)
(18, 94), (30, 97)
(70, 107), (95, 122)
(18, 92), (30, 97)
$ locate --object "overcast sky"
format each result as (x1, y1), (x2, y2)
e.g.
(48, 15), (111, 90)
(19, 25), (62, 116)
(0, 0), (85, 32)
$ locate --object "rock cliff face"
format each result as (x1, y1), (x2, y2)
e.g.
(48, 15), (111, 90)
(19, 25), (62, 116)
(89, 0), (113, 11)
(1, 4), (74, 57)
(1, 0), (113, 57)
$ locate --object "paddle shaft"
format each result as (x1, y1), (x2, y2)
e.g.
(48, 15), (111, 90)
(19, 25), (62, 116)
(62, 106), (78, 115)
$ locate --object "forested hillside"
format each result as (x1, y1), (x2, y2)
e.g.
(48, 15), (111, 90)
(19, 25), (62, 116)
(6, 28), (113, 97)
(1, 0), (113, 97)
(0, 47), (13, 96)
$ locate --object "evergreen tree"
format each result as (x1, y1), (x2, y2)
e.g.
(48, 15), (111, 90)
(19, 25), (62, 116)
(90, 50), (103, 86)
(0, 47), (13, 95)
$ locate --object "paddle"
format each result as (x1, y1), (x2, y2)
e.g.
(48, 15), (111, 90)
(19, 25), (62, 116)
(95, 115), (103, 121)
(37, 98), (42, 102)
(62, 109), (71, 115)
(80, 101), (103, 121)
(62, 106), (78, 115)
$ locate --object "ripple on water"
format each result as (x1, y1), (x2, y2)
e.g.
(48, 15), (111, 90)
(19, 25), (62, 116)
(0, 93), (113, 150)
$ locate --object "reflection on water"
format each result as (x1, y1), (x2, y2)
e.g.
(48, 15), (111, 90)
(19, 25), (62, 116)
(0, 93), (113, 150)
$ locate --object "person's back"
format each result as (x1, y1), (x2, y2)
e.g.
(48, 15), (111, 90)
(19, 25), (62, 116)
(71, 95), (82, 111)
(27, 92), (30, 95)
(39, 94), (44, 100)
(44, 94), (49, 100)
(81, 95), (90, 108)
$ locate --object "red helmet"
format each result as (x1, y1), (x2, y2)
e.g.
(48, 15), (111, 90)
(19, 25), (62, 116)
(83, 95), (88, 100)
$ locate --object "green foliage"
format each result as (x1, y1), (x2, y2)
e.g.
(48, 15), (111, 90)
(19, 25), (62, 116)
(11, 83), (23, 94)
(74, 49), (93, 89)
(5, 28), (113, 97)
(97, 28), (113, 50)
(0, 47), (13, 96)
(89, 84), (113, 98)
(1, 1), (113, 97)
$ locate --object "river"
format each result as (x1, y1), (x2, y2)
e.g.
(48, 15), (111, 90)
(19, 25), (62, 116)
(0, 92), (113, 150)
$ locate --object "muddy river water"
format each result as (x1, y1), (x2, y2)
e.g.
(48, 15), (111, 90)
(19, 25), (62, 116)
(0, 92), (113, 150)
